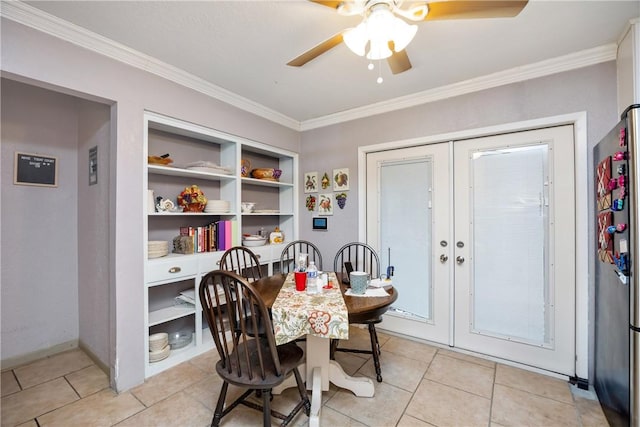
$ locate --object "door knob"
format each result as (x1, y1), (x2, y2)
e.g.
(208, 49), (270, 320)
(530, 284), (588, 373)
(456, 256), (465, 264)
(440, 254), (448, 263)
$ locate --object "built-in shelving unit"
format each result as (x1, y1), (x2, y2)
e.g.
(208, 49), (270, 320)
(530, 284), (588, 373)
(143, 111), (298, 377)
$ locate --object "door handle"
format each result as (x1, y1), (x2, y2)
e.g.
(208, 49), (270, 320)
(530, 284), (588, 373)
(440, 254), (448, 263)
(456, 256), (465, 265)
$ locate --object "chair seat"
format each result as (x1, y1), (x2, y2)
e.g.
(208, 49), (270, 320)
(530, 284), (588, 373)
(217, 340), (304, 389)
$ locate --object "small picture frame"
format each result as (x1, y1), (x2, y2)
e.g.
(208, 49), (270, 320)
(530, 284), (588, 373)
(318, 193), (333, 215)
(304, 171), (318, 193)
(333, 168), (349, 191)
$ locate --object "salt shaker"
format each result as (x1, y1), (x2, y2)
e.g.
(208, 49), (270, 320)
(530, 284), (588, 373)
(320, 273), (328, 289)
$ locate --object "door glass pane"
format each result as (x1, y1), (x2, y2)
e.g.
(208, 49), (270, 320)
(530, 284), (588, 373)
(380, 158), (432, 320)
(470, 144), (550, 345)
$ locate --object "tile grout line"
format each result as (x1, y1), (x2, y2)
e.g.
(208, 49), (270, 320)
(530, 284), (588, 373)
(494, 381), (577, 407)
(402, 345), (439, 426)
(487, 360), (497, 427)
(11, 368), (24, 393)
(424, 352), (495, 402)
(27, 373), (83, 426)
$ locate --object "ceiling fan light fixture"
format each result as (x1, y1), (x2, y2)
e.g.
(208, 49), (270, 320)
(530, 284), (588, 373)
(390, 17), (417, 51)
(343, 24), (368, 56)
(344, 4), (418, 60)
(367, 38), (393, 60)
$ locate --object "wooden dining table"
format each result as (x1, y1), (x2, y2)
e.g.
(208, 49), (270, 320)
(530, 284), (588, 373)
(251, 272), (398, 427)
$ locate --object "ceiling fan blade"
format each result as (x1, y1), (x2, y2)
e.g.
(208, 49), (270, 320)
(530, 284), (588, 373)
(387, 43), (412, 75)
(425, 0), (528, 20)
(287, 33), (344, 67)
(309, 0), (344, 10)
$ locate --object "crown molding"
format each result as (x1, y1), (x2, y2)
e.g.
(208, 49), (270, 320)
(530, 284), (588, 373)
(300, 43), (617, 130)
(1, 1), (619, 132)
(0, 0), (301, 131)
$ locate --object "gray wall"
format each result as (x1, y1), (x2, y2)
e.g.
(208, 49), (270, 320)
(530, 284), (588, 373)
(1, 80), (82, 361)
(76, 98), (111, 367)
(1, 79), (112, 368)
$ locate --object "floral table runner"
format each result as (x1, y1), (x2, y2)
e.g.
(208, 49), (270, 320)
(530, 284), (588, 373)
(272, 272), (349, 345)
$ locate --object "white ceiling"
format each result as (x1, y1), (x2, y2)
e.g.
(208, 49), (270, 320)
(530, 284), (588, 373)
(18, 1), (640, 126)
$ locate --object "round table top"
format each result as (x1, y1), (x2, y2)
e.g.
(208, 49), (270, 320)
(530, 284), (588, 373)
(251, 273), (398, 323)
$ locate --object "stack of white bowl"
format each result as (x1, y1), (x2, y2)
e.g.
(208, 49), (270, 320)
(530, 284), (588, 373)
(148, 241), (169, 259)
(204, 200), (230, 214)
(149, 332), (170, 362)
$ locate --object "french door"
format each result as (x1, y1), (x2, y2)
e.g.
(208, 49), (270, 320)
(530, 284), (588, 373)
(366, 125), (576, 375)
(366, 143), (452, 344)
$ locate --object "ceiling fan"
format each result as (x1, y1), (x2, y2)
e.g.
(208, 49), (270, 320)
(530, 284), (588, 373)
(287, 0), (529, 75)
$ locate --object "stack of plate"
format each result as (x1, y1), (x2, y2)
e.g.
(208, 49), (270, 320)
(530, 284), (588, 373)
(148, 241), (169, 259)
(149, 332), (170, 363)
(204, 200), (230, 214)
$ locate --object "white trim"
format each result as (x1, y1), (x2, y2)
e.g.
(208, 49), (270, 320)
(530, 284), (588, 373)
(302, 46), (614, 131)
(1, 1), (616, 133)
(572, 112), (590, 380)
(359, 112), (589, 378)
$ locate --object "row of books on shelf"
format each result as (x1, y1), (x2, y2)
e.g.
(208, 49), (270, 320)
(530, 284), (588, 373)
(176, 220), (239, 254)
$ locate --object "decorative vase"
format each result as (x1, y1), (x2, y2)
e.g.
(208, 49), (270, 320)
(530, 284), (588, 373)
(241, 159), (251, 177)
(183, 203), (205, 213)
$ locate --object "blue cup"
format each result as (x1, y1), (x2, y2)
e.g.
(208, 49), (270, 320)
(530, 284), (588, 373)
(349, 271), (370, 294)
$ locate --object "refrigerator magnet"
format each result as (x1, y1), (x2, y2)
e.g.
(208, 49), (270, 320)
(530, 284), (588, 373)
(620, 239), (628, 254)
(596, 156), (612, 197)
(613, 151), (627, 161)
(606, 224), (627, 234)
(611, 199), (624, 211)
(597, 212), (614, 263)
(619, 128), (626, 147)
(619, 186), (627, 199)
(614, 252), (629, 274)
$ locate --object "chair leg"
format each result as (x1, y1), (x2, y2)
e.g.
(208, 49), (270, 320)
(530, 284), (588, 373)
(330, 339), (339, 360)
(373, 324), (381, 354)
(368, 324), (382, 382)
(212, 381), (229, 427)
(293, 367), (311, 416)
(262, 388), (271, 427)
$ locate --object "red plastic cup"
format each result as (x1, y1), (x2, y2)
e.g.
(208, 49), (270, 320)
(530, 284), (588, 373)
(294, 271), (307, 291)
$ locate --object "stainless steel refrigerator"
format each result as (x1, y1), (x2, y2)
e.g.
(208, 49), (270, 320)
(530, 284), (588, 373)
(594, 104), (639, 426)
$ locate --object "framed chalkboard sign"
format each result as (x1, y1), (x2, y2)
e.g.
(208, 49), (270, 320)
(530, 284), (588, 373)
(14, 152), (58, 187)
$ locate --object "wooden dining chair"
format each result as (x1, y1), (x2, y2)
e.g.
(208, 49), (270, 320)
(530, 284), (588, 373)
(332, 242), (385, 382)
(199, 270), (310, 427)
(219, 246), (263, 282)
(279, 240), (323, 273)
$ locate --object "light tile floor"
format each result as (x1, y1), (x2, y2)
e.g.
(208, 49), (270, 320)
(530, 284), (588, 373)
(1, 327), (609, 426)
